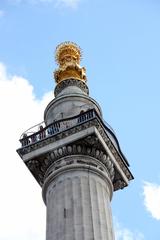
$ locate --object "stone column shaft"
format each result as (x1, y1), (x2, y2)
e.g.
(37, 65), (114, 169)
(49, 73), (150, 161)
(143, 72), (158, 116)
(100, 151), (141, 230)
(43, 156), (115, 240)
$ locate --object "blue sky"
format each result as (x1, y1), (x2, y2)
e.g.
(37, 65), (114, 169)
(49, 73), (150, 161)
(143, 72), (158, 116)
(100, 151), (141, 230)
(0, 0), (160, 239)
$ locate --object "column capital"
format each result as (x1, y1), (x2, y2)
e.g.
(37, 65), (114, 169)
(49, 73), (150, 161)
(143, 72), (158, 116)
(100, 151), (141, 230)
(42, 155), (114, 205)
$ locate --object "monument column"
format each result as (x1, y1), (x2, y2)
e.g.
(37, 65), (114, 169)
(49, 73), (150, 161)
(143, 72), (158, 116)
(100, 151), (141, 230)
(43, 155), (114, 240)
(17, 42), (133, 240)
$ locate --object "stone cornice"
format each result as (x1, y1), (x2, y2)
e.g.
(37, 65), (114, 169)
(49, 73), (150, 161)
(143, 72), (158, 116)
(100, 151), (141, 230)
(26, 144), (115, 186)
(17, 108), (133, 192)
(18, 119), (96, 157)
(18, 116), (133, 184)
(96, 121), (133, 182)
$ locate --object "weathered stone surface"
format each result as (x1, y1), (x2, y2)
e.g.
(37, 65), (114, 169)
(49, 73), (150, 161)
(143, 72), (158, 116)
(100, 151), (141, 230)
(18, 120), (132, 191)
(44, 94), (102, 125)
(17, 72), (133, 240)
(43, 155), (115, 240)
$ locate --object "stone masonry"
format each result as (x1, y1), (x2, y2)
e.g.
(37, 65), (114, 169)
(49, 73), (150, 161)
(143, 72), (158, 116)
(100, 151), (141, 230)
(17, 42), (133, 240)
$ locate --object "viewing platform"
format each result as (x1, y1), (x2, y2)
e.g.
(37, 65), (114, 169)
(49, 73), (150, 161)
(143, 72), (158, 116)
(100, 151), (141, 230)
(19, 109), (95, 148)
(18, 109), (129, 169)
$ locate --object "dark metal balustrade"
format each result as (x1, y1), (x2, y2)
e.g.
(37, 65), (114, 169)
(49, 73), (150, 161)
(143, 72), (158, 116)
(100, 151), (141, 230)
(19, 109), (95, 148)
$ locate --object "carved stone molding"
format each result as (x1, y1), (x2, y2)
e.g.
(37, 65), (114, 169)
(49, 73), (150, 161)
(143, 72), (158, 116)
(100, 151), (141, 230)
(45, 145), (114, 180)
(20, 115), (133, 191)
(42, 162), (114, 205)
(96, 122), (133, 181)
(26, 144), (115, 187)
(54, 78), (89, 97)
(113, 180), (127, 191)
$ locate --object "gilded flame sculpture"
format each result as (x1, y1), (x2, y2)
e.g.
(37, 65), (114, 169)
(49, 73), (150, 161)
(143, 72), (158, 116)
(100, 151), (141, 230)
(54, 42), (87, 83)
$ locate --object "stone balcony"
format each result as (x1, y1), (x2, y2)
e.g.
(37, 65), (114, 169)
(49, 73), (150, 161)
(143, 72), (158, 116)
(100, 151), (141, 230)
(17, 109), (133, 191)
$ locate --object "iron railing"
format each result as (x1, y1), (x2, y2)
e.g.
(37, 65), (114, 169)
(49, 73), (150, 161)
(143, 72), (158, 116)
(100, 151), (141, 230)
(19, 109), (96, 147)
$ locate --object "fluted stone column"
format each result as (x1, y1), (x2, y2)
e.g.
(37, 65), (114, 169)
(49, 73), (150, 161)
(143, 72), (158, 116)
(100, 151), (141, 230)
(42, 156), (115, 240)
(17, 42), (133, 240)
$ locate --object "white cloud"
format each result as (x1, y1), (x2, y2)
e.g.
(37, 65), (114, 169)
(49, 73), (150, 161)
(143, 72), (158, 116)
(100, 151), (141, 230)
(143, 181), (160, 220)
(114, 218), (144, 240)
(0, 62), (53, 240)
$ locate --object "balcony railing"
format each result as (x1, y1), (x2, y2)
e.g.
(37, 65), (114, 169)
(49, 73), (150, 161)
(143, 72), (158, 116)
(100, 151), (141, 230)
(18, 108), (129, 167)
(19, 109), (96, 148)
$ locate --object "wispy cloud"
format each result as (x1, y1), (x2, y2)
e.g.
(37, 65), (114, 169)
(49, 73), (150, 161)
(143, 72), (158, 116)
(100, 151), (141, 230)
(0, 10), (5, 18)
(10, 0), (81, 9)
(56, 0), (80, 9)
(143, 181), (160, 220)
(114, 218), (145, 240)
(0, 62), (53, 240)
